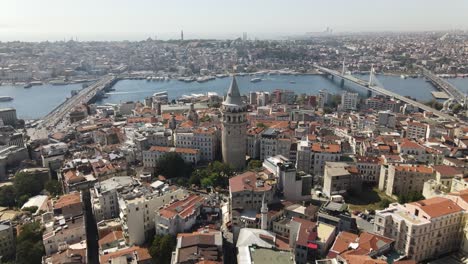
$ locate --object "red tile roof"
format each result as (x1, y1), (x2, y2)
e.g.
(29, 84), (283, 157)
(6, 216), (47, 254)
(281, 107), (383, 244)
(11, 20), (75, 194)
(99, 246), (151, 263)
(159, 194), (205, 219)
(410, 197), (463, 218)
(229, 171), (272, 193)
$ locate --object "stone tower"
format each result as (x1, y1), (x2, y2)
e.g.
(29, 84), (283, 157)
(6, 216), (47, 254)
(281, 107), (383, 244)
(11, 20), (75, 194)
(221, 77), (247, 170)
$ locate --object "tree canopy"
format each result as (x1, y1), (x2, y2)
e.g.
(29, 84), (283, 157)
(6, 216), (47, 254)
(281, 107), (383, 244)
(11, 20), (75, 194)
(247, 160), (263, 171)
(188, 161), (234, 189)
(398, 191), (425, 204)
(45, 180), (63, 196)
(149, 234), (176, 264)
(155, 152), (192, 179)
(0, 171), (50, 208)
(16, 222), (44, 264)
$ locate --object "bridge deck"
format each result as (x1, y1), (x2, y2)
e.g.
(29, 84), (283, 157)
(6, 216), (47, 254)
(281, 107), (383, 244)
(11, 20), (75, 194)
(418, 66), (465, 104)
(41, 75), (116, 129)
(314, 65), (457, 121)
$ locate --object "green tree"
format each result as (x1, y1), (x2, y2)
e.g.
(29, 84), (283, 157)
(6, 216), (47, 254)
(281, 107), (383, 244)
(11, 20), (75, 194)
(247, 160), (263, 170)
(22, 206), (38, 214)
(0, 186), (16, 207)
(378, 198), (392, 209)
(398, 191), (424, 204)
(256, 122), (268, 128)
(188, 161), (233, 189)
(16, 222), (44, 264)
(155, 152), (192, 179)
(452, 104), (463, 114)
(45, 180), (62, 196)
(149, 234), (176, 264)
(14, 172), (44, 201)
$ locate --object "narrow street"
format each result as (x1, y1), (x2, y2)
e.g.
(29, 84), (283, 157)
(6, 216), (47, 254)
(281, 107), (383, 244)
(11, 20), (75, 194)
(83, 191), (99, 264)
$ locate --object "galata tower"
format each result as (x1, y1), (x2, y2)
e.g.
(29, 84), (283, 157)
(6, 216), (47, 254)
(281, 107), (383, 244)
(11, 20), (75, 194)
(221, 76), (247, 170)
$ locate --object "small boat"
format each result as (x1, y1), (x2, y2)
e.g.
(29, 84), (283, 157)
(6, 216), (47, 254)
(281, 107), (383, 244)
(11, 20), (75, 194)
(400, 74), (407, 79)
(24, 83), (32, 88)
(289, 81), (296, 84)
(250, 78), (262, 83)
(0, 96), (13, 102)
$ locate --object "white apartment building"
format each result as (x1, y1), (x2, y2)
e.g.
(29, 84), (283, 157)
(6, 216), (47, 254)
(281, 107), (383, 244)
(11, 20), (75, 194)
(175, 127), (219, 162)
(379, 164), (435, 198)
(118, 186), (187, 245)
(340, 92), (358, 111)
(91, 176), (137, 222)
(0, 108), (17, 127)
(263, 155), (313, 201)
(356, 155), (381, 183)
(296, 139), (342, 176)
(323, 162), (361, 197)
(154, 194), (205, 235)
(374, 197), (464, 263)
(142, 146), (200, 168)
(406, 122), (430, 140)
(42, 192), (86, 256)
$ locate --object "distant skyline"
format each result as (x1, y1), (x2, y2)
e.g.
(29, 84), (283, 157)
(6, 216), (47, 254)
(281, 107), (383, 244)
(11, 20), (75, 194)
(1, 0), (468, 41)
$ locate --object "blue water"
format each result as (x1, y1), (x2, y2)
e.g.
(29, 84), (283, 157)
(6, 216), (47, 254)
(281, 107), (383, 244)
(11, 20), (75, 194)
(98, 74), (441, 105)
(447, 78), (468, 93)
(0, 83), (83, 119)
(1, 75), (467, 119)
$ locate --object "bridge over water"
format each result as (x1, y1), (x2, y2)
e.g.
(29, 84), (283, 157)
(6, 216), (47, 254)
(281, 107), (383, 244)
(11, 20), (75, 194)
(313, 64), (457, 121)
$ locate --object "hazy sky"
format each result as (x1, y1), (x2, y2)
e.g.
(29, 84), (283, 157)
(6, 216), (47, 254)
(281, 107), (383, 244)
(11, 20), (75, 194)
(1, 0), (468, 41)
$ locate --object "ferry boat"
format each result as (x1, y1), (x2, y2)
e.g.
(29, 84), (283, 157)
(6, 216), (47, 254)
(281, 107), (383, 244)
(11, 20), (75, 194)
(0, 96), (13, 102)
(250, 78), (262, 83)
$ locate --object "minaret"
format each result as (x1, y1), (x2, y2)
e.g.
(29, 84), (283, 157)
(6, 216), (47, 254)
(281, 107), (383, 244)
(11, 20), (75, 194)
(181, 30), (184, 41)
(221, 76), (247, 170)
(261, 193), (268, 230)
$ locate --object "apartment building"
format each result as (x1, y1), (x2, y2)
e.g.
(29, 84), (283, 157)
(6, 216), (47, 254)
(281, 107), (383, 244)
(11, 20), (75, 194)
(171, 228), (223, 264)
(406, 122), (430, 140)
(340, 92), (358, 111)
(246, 127), (264, 159)
(229, 171), (274, 227)
(118, 185), (187, 245)
(374, 197), (464, 263)
(379, 164), (435, 198)
(263, 155), (313, 201)
(174, 127), (219, 162)
(142, 146), (200, 168)
(356, 155), (381, 183)
(155, 194), (205, 235)
(42, 192), (86, 256)
(0, 108), (17, 127)
(296, 139), (342, 176)
(91, 176), (137, 222)
(323, 162), (361, 197)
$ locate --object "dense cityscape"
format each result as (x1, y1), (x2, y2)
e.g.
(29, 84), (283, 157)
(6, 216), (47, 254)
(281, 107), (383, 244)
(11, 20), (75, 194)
(0, 9), (467, 264)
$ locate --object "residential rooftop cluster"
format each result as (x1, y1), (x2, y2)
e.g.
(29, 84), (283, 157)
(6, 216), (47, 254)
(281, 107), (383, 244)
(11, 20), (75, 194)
(0, 33), (466, 264)
(1, 31), (468, 87)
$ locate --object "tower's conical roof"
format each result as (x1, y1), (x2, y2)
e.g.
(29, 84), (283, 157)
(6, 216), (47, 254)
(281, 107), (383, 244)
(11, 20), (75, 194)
(223, 76), (243, 106)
